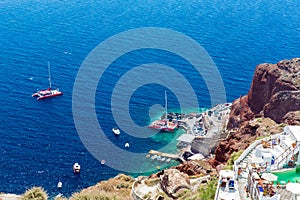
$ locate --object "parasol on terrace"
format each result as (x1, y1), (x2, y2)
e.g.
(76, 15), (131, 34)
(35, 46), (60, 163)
(261, 173), (278, 182)
(219, 170), (234, 178)
(286, 183), (300, 200)
(250, 157), (264, 164)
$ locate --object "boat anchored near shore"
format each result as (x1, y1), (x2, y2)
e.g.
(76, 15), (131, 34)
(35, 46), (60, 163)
(148, 91), (178, 132)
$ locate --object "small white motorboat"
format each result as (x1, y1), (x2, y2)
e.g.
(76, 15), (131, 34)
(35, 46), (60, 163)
(112, 127), (120, 136)
(57, 181), (62, 188)
(125, 143), (130, 148)
(151, 155), (158, 160)
(73, 163), (81, 174)
(156, 155), (161, 161)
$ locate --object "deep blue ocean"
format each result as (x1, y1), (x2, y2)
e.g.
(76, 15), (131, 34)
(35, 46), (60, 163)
(0, 0), (299, 197)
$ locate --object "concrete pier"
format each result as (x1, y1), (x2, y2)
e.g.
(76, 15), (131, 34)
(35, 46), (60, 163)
(148, 150), (185, 163)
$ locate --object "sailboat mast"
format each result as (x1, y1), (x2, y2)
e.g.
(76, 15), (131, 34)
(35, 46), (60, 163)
(48, 61), (52, 89)
(165, 90), (167, 120)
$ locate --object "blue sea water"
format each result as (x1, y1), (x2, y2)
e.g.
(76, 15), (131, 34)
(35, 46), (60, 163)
(0, 0), (299, 196)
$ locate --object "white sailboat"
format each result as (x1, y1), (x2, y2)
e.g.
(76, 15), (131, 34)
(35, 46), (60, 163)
(148, 91), (178, 132)
(32, 61), (63, 100)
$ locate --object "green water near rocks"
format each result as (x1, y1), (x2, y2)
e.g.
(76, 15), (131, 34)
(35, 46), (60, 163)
(129, 129), (185, 177)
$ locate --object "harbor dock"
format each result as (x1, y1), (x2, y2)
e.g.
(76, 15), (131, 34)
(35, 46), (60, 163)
(148, 150), (185, 163)
(147, 103), (232, 163)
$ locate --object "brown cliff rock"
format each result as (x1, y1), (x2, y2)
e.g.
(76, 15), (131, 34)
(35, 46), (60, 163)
(212, 58), (300, 166)
(227, 95), (254, 129)
(172, 160), (214, 176)
(211, 117), (285, 167)
(160, 169), (191, 198)
(282, 111), (300, 125)
(264, 91), (300, 123)
(228, 58), (300, 128)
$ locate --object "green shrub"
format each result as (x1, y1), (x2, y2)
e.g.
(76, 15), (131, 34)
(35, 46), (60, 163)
(115, 174), (133, 182)
(224, 150), (244, 170)
(175, 189), (190, 198)
(156, 192), (172, 200)
(256, 135), (269, 141)
(116, 182), (130, 189)
(198, 177), (218, 200)
(142, 193), (151, 199)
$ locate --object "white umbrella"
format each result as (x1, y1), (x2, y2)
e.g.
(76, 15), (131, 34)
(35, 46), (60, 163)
(251, 157), (264, 164)
(286, 183), (300, 200)
(219, 170), (234, 178)
(261, 173), (278, 182)
(287, 183), (300, 194)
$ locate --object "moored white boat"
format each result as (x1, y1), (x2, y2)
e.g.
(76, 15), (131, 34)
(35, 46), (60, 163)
(73, 163), (81, 174)
(112, 127), (120, 135)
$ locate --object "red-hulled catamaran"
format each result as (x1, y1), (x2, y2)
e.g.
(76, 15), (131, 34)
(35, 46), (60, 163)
(148, 91), (178, 132)
(32, 61), (63, 100)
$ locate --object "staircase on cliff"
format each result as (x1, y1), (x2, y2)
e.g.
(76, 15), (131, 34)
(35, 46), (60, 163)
(272, 143), (300, 170)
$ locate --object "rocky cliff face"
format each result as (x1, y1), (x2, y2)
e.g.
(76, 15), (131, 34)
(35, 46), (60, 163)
(212, 58), (300, 167)
(149, 160), (216, 179)
(173, 160), (215, 176)
(160, 169), (191, 198)
(228, 58), (300, 128)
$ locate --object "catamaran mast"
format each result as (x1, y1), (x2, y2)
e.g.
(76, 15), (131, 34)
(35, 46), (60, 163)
(48, 61), (52, 89)
(165, 90), (167, 120)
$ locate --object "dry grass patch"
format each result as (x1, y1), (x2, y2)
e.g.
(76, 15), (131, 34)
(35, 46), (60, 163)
(69, 174), (134, 200)
(144, 178), (160, 187)
(21, 187), (48, 200)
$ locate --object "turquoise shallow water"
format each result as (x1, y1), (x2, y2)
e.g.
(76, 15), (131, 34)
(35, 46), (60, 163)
(0, 0), (299, 196)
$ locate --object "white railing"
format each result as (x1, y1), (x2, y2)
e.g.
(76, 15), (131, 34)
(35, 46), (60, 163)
(214, 175), (222, 200)
(131, 180), (146, 200)
(274, 143), (300, 170)
(234, 139), (262, 167)
(234, 135), (281, 173)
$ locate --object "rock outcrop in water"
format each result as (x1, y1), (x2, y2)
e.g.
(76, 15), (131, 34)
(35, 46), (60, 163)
(211, 58), (300, 167)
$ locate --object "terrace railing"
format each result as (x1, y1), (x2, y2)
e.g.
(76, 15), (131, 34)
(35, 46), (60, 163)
(273, 142), (300, 170)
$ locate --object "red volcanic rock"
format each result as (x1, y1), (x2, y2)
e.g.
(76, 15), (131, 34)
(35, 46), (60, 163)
(264, 91), (300, 123)
(213, 58), (300, 166)
(228, 58), (300, 128)
(148, 173), (159, 179)
(172, 161), (214, 176)
(227, 95), (255, 129)
(211, 122), (260, 167)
